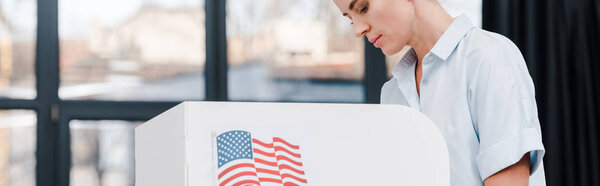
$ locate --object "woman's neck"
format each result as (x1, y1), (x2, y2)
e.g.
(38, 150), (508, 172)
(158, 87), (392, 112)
(406, 0), (454, 96)
(407, 1), (454, 63)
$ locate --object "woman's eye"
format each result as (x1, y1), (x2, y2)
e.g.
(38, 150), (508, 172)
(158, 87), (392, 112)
(359, 4), (369, 14)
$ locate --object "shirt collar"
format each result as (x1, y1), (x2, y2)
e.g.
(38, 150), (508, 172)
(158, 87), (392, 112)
(392, 48), (418, 78)
(391, 14), (475, 78)
(430, 14), (475, 61)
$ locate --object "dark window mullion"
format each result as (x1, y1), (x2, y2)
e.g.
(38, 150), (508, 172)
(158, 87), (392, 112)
(0, 99), (38, 109)
(205, 0), (228, 101)
(35, 0), (60, 185)
(59, 101), (179, 121)
(363, 38), (388, 104)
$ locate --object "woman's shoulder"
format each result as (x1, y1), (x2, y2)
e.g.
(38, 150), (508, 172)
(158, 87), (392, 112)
(459, 28), (527, 68)
(458, 28), (535, 90)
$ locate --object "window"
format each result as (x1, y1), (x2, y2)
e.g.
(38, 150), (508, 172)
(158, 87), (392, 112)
(226, 0), (364, 102)
(58, 0), (205, 101)
(70, 120), (140, 186)
(0, 110), (36, 186)
(0, 0), (37, 99)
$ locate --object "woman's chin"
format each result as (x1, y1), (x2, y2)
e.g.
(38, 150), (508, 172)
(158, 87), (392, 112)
(381, 46), (402, 56)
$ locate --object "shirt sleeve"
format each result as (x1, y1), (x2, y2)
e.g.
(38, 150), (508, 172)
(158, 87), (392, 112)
(467, 37), (545, 181)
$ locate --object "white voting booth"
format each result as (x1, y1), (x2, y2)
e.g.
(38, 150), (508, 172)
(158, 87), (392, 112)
(135, 101), (449, 186)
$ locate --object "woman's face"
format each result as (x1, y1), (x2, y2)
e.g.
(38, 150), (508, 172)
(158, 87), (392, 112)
(333, 0), (415, 55)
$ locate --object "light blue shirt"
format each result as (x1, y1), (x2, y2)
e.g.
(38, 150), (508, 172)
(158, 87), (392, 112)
(381, 14), (546, 185)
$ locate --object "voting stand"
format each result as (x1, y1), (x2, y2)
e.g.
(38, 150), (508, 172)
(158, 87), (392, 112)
(135, 101), (450, 186)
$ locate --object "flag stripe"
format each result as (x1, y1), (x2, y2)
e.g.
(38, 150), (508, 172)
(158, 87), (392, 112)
(279, 169), (306, 181)
(281, 173), (308, 183)
(224, 176), (259, 186)
(255, 167), (280, 176)
(274, 146), (302, 158)
(259, 177), (284, 184)
(276, 155), (304, 167)
(257, 156), (304, 171)
(283, 179), (307, 186)
(278, 164), (305, 175)
(219, 171), (258, 186)
(219, 167), (258, 184)
(231, 179), (261, 186)
(273, 148), (304, 163)
(218, 163), (255, 179)
(252, 154), (277, 165)
(254, 157), (278, 167)
(283, 182), (300, 186)
(253, 148), (276, 157)
(254, 166), (279, 175)
(256, 173), (281, 181)
(252, 138), (273, 148)
(273, 137), (299, 149)
(217, 159), (256, 175)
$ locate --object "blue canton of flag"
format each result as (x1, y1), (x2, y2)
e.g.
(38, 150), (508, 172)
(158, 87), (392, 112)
(217, 130), (254, 168)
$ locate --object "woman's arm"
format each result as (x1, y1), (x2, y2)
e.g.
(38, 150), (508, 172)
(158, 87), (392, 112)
(484, 152), (530, 186)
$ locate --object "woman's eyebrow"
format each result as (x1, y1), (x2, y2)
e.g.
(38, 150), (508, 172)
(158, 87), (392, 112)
(348, 0), (358, 10)
(342, 13), (352, 20)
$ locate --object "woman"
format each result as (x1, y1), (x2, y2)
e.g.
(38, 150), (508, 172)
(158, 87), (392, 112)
(333, 0), (546, 185)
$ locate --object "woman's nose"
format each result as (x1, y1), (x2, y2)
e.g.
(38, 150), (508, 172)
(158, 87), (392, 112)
(353, 21), (369, 37)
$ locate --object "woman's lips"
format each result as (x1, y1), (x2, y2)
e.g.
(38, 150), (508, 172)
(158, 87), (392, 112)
(373, 35), (382, 48)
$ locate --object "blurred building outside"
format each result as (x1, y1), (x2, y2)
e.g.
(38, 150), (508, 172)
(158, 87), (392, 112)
(229, 18), (363, 81)
(58, 6), (364, 100)
(0, 8), (36, 99)
(60, 7), (206, 99)
(0, 110), (36, 186)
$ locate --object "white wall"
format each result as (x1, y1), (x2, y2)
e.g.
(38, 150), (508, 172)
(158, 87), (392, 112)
(439, 0), (482, 28)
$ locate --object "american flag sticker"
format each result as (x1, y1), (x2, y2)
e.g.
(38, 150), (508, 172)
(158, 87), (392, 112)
(215, 130), (308, 186)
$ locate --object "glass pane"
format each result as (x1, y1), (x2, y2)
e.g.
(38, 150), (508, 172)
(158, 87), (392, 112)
(70, 120), (141, 186)
(0, 0), (37, 99)
(227, 0), (364, 102)
(59, 0), (205, 101)
(0, 110), (37, 186)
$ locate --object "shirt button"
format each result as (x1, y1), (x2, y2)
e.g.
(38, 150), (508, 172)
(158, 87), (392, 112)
(423, 79), (429, 86)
